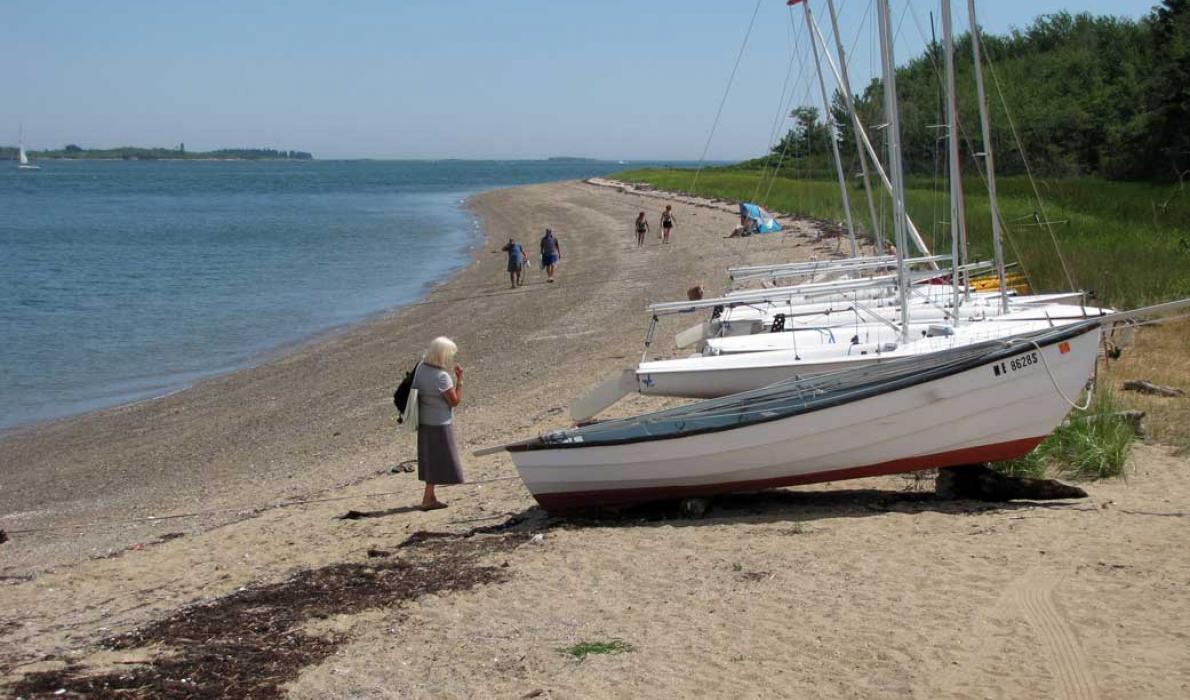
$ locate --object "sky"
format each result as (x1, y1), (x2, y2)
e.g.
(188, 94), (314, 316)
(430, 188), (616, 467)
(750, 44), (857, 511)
(0, 0), (1159, 161)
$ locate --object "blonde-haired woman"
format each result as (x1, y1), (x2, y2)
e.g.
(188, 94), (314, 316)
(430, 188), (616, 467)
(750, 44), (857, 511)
(413, 336), (465, 509)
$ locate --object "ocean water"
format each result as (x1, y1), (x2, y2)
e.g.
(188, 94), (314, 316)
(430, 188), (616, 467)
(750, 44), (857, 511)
(0, 159), (675, 431)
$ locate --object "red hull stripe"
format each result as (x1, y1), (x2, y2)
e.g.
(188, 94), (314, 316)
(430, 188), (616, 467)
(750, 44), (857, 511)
(532, 436), (1046, 514)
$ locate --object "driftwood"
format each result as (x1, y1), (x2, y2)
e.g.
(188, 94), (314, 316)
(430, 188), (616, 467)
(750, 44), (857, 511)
(1089, 409), (1147, 437)
(1122, 379), (1185, 398)
(935, 465), (1087, 501)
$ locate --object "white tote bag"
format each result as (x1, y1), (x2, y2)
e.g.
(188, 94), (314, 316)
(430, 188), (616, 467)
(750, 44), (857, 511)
(402, 387), (419, 430)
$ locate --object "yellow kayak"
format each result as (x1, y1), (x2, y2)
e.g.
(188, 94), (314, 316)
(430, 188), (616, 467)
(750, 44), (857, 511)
(969, 272), (1031, 295)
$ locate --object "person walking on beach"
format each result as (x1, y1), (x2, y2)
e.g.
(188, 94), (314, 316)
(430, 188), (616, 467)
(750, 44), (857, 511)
(413, 337), (465, 510)
(660, 205), (677, 244)
(634, 212), (649, 247)
(501, 238), (526, 288)
(540, 228), (561, 283)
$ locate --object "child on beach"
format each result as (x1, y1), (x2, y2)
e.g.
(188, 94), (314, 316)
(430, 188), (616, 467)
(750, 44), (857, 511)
(540, 228), (561, 283)
(412, 337), (466, 510)
(501, 238), (526, 288)
(635, 212), (649, 247)
(660, 205), (676, 244)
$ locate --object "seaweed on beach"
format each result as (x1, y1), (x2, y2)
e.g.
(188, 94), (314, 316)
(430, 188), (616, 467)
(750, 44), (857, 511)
(7, 532), (526, 699)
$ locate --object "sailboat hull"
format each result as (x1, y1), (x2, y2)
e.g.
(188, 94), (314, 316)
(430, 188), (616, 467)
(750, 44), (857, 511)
(513, 324), (1100, 513)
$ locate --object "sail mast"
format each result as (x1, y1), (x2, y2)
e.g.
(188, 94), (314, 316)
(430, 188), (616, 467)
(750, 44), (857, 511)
(967, 0), (1009, 313)
(824, 0), (882, 252)
(875, 0), (911, 342)
(805, 12), (936, 267)
(802, 1), (857, 257)
(941, 0), (967, 317)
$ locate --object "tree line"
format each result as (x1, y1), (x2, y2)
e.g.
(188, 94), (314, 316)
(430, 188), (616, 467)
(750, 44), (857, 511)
(2, 144), (313, 161)
(759, 1), (1188, 182)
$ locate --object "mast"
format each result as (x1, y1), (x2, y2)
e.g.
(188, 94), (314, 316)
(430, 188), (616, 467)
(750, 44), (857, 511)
(941, 0), (966, 317)
(803, 1), (858, 257)
(875, 0), (911, 342)
(824, 0), (882, 252)
(806, 12), (936, 267)
(967, 0), (1009, 313)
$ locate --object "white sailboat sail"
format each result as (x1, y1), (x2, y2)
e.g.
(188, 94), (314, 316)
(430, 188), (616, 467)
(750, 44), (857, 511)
(17, 127), (40, 170)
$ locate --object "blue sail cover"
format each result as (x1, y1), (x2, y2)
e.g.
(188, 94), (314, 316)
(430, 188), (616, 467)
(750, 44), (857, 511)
(739, 202), (782, 233)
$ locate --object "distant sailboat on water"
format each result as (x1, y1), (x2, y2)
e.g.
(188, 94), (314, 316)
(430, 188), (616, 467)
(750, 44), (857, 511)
(18, 127), (40, 170)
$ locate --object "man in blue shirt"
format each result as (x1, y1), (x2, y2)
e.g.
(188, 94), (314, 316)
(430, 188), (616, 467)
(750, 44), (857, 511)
(540, 229), (562, 283)
(501, 238), (527, 288)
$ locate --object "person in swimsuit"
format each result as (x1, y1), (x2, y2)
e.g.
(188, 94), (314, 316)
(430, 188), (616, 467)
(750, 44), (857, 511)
(634, 212), (649, 247)
(500, 238), (526, 288)
(540, 228), (561, 283)
(660, 205), (676, 244)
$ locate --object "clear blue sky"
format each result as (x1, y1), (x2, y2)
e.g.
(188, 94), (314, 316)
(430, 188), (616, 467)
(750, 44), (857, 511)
(1, 0), (1157, 160)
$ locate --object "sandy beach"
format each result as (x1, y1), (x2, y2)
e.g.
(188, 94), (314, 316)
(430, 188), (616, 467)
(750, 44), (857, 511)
(2, 180), (1188, 698)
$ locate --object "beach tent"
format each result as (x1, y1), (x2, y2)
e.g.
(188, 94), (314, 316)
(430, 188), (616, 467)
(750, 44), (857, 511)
(739, 202), (781, 234)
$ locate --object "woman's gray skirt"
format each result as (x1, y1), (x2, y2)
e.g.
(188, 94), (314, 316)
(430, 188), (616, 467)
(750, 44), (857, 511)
(417, 423), (465, 485)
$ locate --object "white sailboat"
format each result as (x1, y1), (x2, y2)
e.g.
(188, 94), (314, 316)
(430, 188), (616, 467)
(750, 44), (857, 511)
(494, 320), (1105, 513)
(17, 127), (40, 170)
(483, 0), (1190, 514)
(628, 302), (1094, 400)
(569, 0), (1099, 422)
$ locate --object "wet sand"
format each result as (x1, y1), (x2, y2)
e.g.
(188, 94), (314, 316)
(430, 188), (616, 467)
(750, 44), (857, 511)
(2, 180), (1188, 697)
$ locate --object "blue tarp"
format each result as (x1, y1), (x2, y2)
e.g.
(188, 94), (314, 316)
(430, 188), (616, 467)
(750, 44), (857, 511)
(739, 202), (781, 234)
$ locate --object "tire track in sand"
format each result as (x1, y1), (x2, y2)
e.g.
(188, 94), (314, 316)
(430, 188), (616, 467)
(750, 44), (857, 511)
(1011, 568), (1098, 700)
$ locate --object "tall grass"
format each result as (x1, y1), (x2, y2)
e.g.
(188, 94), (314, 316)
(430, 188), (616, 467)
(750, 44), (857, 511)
(615, 168), (1190, 310)
(998, 389), (1136, 480)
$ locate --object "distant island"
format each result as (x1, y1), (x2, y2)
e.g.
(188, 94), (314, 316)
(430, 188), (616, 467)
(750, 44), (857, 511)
(545, 156), (603, 163)
(1, 144), (313, 161)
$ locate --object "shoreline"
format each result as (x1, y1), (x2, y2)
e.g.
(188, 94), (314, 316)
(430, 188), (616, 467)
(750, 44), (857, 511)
(0, 178), (809, 576)
(0, 194), (485, 439)
(0, 180), (809, 578)
(3, 180), (1190, 698)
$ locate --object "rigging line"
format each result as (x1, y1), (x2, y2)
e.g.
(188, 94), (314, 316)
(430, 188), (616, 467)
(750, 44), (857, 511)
(1026, 338), (1094, 411)
(893, 0), (913, 47)
(755, 6), (805, 203)
(917, 3), (944, 253)
(903, 0), (954, 255)
(762, 14), (814, 207)
(983, 50), (1078, 292)
(691, 0), (764, 194)
(764, 17), (803, 160)
(907, 0), (940, 72)
(847, 0), (876, 78)
(900, 4), (1037, 289)
(775, 7), (813, 195)
(765, 68), (819, 206)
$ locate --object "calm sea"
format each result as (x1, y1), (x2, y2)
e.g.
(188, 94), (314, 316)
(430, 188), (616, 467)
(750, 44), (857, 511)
(0, 159), (680, 431)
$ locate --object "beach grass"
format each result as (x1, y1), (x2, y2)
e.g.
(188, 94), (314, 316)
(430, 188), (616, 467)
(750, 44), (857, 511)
(614, 168), (1190, 311)
(998, 388), (1136, 480)
(1100, 318), (1190, 453)
(561, 639), (635, 661)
